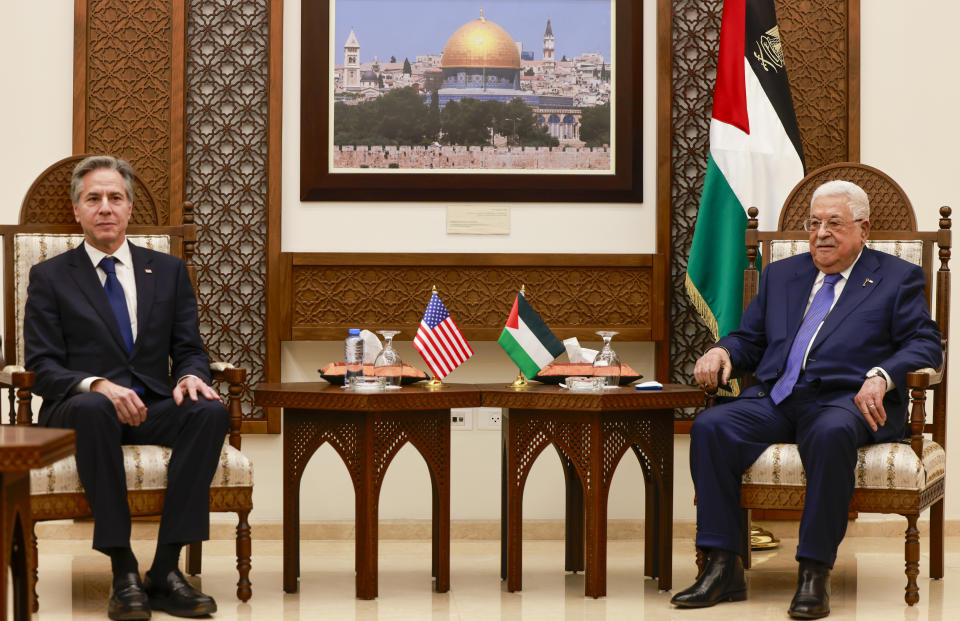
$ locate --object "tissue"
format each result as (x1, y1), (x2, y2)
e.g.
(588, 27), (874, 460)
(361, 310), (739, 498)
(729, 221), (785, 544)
(563, 337), (598, 364)
(359, 330), (383, 363)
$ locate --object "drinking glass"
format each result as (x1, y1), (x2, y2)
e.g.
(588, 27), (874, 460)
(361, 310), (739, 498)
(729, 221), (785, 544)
(592, 330), (621, 387)
(374, 330), (403, 387)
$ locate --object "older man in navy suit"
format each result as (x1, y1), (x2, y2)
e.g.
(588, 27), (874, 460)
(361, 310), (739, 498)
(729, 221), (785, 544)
(671, 181), (942, 619)
(24, 156), (228, 620)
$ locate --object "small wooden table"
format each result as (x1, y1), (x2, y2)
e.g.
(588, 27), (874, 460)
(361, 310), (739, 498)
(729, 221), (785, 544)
(254, 382), (480, 599)
(0, 426), (74, 620)
(480, 383), (701, 598)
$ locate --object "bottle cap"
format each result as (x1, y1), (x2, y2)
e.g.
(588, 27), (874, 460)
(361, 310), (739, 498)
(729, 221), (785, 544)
(348, 328), (360, 335)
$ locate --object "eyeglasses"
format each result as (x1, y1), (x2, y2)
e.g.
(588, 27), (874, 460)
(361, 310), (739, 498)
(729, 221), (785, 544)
(802, 218), (864, 233)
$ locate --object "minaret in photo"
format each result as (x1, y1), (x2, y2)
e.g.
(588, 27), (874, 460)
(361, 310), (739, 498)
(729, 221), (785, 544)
(344, 28), (360, 89)
(542, 19), (555, 70)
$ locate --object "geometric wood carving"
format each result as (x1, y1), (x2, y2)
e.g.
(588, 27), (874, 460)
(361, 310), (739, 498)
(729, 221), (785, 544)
(74, 0), (175, 224)
(185, 0), (271, 428)
(664, 0), (860, 421)
(287, 253), (663, 342)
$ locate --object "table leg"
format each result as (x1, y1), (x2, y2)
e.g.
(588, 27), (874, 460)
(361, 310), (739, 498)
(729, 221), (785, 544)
(356, 417), (378, 600)
(505, 412), (524, 592)
(643, 460), (660, 579)
(431, 411), (451, 593)
(283, 421), (301, 594)
(558, 447), (584, 573)
(657, 415), (674, 591)
(584, 435), (607, 598)
(500, 416), (508, 581)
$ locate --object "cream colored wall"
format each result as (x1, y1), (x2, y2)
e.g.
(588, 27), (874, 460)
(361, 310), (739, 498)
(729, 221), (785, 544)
(1, 0), (957, 528)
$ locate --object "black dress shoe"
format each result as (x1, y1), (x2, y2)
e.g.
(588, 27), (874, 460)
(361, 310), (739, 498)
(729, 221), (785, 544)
(789, 558), (831, 619)
(671, 548), (747, 608)
(108, 572), (151, 620)
(143, 568), (217, 618)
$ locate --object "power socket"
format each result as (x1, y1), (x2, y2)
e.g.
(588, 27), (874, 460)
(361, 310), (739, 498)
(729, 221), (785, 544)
(450, 408), (473, 430)
(477, 407), (503, 430)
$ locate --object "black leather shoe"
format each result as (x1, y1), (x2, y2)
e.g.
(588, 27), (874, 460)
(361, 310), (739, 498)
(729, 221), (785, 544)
(108, 572), (151, 620)
(788, 558), (831, 619)
(144, 569), (217, 618)
(671, 548), (746, 608)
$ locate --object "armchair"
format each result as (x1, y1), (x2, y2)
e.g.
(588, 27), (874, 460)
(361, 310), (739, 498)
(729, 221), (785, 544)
(0, 155), (254, 610)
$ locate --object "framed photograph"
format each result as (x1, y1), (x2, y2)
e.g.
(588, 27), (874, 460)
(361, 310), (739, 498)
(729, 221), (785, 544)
(301, 0), (641, 202)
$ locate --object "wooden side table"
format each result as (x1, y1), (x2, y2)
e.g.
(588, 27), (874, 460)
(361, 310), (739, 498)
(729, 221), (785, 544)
(480, 383), (701, 598)
(0, 426), (74, 621)
(254, 382), (480, 599)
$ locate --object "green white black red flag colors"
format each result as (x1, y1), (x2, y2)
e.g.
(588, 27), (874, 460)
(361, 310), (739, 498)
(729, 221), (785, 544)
(497, 292), (564, 378)
(685, 0), (805, 340)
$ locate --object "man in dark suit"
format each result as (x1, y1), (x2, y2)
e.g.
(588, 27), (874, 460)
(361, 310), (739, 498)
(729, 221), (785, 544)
(24, 155), (229, 620)
(671, 181), (942, 619)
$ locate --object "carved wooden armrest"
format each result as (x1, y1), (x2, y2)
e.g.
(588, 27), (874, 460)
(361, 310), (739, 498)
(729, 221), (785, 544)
(0, 366), (34, 425)
(209, 361), (247, 448)
(905, 366), (941, 459)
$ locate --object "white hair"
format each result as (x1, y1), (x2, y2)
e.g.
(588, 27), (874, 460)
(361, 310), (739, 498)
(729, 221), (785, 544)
(810, 180), (870, 221)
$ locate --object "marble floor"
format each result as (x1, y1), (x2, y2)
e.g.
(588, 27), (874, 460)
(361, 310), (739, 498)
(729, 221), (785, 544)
(29, 536), (960, 620)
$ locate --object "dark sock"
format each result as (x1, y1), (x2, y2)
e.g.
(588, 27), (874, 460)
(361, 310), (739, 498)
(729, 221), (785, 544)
(150, 542), (183, 576)
(106, 547), (139, 577)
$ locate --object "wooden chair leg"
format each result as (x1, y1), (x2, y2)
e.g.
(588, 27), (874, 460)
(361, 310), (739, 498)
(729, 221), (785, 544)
(931, 499), (945, 579)
(236, 509), (252, 602)
(30, 527), (38, 612)
(695, 547), (707, 578)
(186, 541), (202, 575)
(904, 513), (920, 605)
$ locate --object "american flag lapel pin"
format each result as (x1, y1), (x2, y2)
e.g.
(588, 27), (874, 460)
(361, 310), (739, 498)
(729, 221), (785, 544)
(145, 268), (153, 274)
(862, 277), (873, 287)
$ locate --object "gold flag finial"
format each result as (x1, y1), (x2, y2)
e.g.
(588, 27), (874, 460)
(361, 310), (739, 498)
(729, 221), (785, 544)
(520, 284), (526, 295)
(432, 284), (438, 293)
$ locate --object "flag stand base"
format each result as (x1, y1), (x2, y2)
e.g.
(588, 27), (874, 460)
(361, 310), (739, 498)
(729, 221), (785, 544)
(425, 378), (444, 389)
(508, 372), (528, 389)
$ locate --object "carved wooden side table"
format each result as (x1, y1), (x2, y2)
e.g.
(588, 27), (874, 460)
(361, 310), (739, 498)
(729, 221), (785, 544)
(254, 382), (480, 599)
(479, 383), (702, 598)
(0, 426), (74, 620)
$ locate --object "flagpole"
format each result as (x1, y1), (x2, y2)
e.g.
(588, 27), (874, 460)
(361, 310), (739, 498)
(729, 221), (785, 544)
(508, 284), (530, 389)
(424, 284), (445, 389)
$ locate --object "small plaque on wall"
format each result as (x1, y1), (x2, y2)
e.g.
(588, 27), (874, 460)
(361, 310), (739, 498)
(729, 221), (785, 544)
(446, 205), (510, 235)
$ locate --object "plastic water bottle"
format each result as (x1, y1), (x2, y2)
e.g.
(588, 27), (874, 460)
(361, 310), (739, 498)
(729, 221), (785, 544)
(344, 328), (364, 386)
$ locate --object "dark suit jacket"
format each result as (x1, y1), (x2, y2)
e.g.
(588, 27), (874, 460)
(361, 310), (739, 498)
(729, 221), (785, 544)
(24, 242), (211, 425)
(717, 247), (942, 441)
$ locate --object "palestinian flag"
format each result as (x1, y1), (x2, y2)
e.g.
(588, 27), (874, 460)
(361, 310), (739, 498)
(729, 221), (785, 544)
(498, 292), (564, 377)
(685, 0), (805, 340)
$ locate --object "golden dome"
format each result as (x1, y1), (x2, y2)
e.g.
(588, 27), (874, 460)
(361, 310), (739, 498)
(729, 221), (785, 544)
(441, 16), (521, 70)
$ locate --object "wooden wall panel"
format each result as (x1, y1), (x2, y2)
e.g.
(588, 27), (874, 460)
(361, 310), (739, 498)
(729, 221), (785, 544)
(660, 0), (860, 420)
(286, 254), (663, 343)
(73, 0), (180, 222)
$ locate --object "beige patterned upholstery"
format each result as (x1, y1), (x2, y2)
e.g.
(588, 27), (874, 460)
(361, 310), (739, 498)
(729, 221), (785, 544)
(30, 442), (253, 495)
(13, 233), (171, 366)
(768, 239), (924, 266)
(743, 439), (945, 491)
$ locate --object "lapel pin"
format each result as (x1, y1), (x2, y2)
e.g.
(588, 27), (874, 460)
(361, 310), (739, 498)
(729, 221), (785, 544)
(145, 268), (153, 274)
(862, 278), (873, 287)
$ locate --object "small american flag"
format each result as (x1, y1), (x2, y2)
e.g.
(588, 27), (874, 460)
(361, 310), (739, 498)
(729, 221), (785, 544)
(413, 292), (473, 379)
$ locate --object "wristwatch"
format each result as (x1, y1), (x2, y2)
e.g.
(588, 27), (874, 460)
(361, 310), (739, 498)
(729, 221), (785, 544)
(865, 367), (890, 391)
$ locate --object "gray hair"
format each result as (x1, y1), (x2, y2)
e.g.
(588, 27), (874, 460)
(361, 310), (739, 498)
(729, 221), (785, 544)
(810, 180), (870, 221)
(70, 155), (135, 205)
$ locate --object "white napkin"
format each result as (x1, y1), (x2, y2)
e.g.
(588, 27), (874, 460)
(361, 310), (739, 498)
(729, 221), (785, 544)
(563, 337), (598, 364)
(359, 330), (383, 363)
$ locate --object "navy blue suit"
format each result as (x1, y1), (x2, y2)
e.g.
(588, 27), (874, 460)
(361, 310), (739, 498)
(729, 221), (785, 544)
(690, 247), (941, 565)
(24, 242), (229, 550)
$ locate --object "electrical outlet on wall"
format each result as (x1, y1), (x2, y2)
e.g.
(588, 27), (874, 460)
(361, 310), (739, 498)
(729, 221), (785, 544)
(477, 407), (503, 430)
(450, 408), (473, 430)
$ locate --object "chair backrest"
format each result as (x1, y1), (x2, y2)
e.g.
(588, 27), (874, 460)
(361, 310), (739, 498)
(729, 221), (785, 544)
(742, 162), (951, 447)
(0, 155), (196, 368)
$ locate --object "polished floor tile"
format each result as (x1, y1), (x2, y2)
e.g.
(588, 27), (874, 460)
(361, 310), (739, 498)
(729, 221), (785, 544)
(32, 536), (959, 620)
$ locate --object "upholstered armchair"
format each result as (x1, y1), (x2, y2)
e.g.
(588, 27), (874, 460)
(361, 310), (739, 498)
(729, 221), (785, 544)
(0, 155), (254, 610)
(699, 162), (949, 606)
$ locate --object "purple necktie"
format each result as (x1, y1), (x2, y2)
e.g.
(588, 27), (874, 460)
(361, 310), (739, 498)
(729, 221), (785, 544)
(770, 273), (843, 404)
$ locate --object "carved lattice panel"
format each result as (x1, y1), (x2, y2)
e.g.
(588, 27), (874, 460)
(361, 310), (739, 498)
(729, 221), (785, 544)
(81, 0), (172, 223)
(291, 264), (652, 338)
(185, 0), (270, 422)
(668, 0), (856, 418)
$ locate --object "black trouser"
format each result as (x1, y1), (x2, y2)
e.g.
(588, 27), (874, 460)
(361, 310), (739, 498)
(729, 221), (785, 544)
(41, 391), (229, 550)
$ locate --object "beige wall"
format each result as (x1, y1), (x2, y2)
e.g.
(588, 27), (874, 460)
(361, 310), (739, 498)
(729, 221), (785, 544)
(1, 0), (957, 528)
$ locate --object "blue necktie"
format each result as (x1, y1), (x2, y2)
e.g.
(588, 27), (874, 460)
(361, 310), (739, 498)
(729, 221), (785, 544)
(99, 256), (134, 354)
(770, 273), (843, 404)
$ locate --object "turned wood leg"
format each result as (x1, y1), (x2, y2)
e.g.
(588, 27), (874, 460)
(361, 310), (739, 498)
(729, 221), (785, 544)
(186, 541), (202, 575)
(236, 509), (252, 601)
(905, 513), (920, 605)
